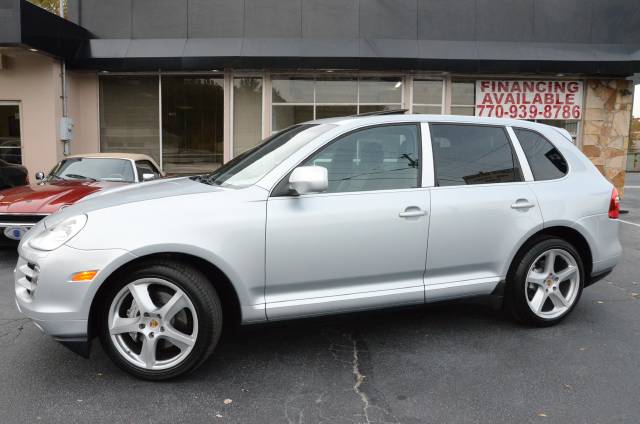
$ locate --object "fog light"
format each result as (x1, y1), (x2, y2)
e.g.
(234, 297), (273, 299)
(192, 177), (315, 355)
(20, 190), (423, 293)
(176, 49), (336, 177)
(70, 270), (98, 282)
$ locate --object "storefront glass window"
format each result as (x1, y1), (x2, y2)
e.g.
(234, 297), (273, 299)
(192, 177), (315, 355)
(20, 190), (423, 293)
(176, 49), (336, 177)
(272, 79), (314, 103)
(451, 81), (475, 116)
(359, 78), (403, 104)
(271, 77), (403, 131)
(100, 76), (160, 163)
(272, 106), (314, 132)
(315, 79), (357, 103)
(162, 76), (224, 174)
(233, 77), (263, 156)
(412, 80), (443, 114)
(0, 104), (21, 164)
(536, 119), (579, 141)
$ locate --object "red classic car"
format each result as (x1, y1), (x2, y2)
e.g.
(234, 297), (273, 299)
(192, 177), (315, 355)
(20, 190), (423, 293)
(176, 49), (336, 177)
(0, 153), (162, 242)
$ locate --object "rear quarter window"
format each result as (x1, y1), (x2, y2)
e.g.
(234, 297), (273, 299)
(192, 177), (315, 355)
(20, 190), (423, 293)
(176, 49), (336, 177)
(514, 128), (568, 181)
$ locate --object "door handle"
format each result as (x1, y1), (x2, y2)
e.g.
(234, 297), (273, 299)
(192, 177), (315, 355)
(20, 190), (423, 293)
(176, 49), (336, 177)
(511, 199), (536, 210)
(399, 208), (427, 218)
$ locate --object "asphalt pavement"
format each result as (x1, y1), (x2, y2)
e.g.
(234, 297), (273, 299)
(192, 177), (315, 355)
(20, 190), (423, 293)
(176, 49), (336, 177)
(1, 176), (639, 423)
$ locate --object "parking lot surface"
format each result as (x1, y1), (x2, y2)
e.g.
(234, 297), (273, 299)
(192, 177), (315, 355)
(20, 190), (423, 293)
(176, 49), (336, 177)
(1, 175), (639, 423)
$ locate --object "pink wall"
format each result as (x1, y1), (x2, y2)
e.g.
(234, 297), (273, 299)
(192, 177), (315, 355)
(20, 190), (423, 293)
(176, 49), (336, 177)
(0, 49), (61, 175)
(0, 49), (99, 177)
(68, 71), (100, 155)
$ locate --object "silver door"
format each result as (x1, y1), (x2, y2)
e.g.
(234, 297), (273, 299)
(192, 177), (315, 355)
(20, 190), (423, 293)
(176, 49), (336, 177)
(265, 123), (429, 319)
(425, 123), (543, 301)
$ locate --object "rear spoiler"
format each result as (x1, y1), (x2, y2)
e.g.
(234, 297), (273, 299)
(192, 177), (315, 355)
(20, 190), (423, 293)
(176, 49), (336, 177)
(552, 127), (574, 143)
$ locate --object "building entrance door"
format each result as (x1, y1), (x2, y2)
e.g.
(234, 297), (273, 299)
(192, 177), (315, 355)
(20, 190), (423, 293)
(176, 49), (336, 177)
(0, 102), (21, 164)
(161, 77), (224, 175)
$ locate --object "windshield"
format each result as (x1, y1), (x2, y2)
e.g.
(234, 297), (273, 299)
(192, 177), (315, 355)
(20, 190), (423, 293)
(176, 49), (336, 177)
(193, 124), (335, 187)
(49, 158), (135, 182)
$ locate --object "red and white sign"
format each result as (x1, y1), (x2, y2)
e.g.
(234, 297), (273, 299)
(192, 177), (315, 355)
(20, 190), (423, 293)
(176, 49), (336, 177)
(475, 80), (583, 120)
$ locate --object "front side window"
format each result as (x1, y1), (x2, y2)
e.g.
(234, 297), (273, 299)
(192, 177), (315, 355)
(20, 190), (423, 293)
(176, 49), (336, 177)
(135, 160), (161, 180)
(49, 158), (135, 182)
(193, 124), (335, 188)
(514, 128), (568, 180)
(430, 124), (521, 186)
(302, 124), (420, 193)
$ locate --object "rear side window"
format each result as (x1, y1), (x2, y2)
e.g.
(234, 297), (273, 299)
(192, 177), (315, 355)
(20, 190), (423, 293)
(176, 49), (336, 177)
(514, 128), (568, 181)
(429, 124), (521, 186)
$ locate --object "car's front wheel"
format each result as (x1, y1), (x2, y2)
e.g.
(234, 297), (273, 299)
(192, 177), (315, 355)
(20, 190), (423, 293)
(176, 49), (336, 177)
(507, 237), (585, 327)
(99, 260), (222, 380)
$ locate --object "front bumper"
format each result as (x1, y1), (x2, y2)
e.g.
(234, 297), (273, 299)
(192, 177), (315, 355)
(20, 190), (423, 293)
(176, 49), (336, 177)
(14, 241), (135, 347)
(0, 214), (47, 243)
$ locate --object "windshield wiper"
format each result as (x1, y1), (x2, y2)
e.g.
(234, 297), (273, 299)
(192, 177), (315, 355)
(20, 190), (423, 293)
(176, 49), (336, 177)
(191, 174), (222, 186)
(65, 173), (98, 182)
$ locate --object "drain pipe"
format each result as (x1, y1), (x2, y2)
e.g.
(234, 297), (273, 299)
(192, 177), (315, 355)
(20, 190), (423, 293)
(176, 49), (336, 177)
(59, 59), (73, 156)
(61, 60), (67, 118)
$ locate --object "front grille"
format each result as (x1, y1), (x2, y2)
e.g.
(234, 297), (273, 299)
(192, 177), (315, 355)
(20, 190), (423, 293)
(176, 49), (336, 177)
(15, 259), (40, 301)
(0, 214), (46, 226)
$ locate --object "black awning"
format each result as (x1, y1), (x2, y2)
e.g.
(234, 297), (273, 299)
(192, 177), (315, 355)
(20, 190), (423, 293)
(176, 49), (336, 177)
(0, 0), (90, 59)
(2, 0), (639, 76)
(72, 37), (640, 76)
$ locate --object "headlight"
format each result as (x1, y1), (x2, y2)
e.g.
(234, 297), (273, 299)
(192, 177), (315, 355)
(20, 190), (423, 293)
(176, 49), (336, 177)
(29, 214), (87, 251)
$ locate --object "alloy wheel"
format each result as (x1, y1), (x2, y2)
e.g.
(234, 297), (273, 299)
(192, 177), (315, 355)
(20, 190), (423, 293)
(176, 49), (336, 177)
(524, 248), (580, 320)
(108, 278), (199, 370)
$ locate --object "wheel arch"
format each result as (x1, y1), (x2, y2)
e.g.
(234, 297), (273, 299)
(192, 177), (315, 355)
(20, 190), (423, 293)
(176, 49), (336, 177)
(87, 252), (243, 341)
(506, 226), (593, 285)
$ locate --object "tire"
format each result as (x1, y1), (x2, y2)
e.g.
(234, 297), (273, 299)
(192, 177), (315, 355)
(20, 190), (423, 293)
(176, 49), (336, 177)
(506, 237), (585, 327)
(98, 259), (222, 380)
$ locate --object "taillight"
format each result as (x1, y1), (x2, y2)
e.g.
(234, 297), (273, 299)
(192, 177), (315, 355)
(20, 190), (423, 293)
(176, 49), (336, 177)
(609, 188), (620, 219)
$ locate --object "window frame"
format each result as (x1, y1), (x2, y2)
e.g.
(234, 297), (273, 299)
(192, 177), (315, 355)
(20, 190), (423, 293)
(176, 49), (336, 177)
(428, 122), (525, 188)
(134, 159), (161, 181)
(0, 101), (23, 165)
(271, 122), (424, 197)
(511, 127), (571, 182)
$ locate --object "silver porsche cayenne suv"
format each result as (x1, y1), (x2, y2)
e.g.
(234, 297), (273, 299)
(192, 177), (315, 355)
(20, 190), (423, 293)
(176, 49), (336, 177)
(14, 114), (621, 379)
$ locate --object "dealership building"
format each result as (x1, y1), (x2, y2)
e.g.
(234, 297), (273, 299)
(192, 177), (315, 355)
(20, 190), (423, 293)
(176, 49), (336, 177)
(0, 0), (638, 191)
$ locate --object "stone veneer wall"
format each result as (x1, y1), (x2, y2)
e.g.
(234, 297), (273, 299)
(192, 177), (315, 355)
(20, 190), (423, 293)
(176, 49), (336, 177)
(629, 118), (640, 172)
(582, 80), (633, 195)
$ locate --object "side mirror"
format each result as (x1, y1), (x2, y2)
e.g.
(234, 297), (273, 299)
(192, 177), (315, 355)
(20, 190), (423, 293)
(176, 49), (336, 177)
(35, 171), (45, 182)
(289, 166), (328, 195)
(142, 173), (156, 182)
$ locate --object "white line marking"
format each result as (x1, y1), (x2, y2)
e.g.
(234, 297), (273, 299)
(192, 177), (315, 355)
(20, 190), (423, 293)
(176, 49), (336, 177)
(619, 219), (640, 228)
(624, 186), (640, 189)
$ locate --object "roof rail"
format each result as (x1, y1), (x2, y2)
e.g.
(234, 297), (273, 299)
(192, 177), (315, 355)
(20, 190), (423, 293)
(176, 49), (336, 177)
(352, 109), (408, 117)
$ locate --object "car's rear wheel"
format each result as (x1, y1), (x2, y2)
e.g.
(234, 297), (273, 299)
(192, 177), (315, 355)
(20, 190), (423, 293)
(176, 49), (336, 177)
(507, 237), (584, 326)
(99, 260), (222, 380)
